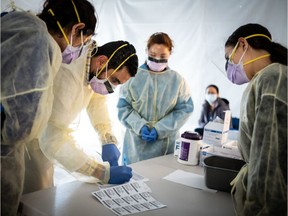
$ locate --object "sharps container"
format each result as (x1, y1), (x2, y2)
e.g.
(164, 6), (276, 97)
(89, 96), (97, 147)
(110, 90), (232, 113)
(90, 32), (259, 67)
(177, 131), (201, 165)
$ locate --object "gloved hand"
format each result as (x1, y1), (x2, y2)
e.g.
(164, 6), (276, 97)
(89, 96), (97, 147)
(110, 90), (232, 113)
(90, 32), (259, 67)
(141, 125), (151, 142)
(149, 127), (158, 142)
(102, 144), (120, 166)
(141, 125), (150, 136)
(108, 166), (133, 184)
(141, 125), (158, 142)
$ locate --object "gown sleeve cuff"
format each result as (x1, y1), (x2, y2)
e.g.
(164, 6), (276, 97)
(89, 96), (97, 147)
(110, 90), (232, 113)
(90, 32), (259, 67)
(77, 159), (110, 183)
(94, 123), (118, 145)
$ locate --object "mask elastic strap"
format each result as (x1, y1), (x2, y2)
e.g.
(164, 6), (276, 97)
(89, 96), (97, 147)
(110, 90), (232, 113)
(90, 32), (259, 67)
(48, 9), (70, 45)
(107, 53), (136, 79)
(229, 41), (247, 65)
(96, 44), (128, 77)
(229, 34), (272, 62)
(244, 34), (272, 41)
(229, 41), (239, 62)
(69, 1), (82, 46)
(71, 0), (81, 23)
(69, 31), (83, 48)
(241, 33), (272, 65)
(80, 31), (84, 48)
(48, 1), (81, 46)
(243, 54), (271, 66)
(237, 45), (248, 64)
(105, 63), (108, 79)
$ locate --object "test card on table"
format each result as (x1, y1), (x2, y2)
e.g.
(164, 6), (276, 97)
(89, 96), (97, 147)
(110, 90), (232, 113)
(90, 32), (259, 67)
(92, 181), (166, 216)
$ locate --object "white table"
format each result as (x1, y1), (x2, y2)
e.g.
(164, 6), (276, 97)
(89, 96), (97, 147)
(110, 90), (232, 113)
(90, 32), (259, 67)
(20, 154), (235, 216)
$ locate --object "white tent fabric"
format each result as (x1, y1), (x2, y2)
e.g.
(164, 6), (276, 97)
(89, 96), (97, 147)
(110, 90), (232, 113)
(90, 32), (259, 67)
(1, 0), (287, 153)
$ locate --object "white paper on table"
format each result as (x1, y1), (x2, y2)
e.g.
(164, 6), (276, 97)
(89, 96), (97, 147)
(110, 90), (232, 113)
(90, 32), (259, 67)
(92, 181), (166, 216)
(163, 169), (217, 193)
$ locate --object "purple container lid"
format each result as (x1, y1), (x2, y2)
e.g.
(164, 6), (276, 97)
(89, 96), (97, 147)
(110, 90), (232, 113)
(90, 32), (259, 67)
(181, 131), (201, 140)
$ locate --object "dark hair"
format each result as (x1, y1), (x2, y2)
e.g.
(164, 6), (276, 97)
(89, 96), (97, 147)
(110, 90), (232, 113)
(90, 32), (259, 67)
(94, 41), (139, 77)
(206, 84), (219, 94)
(38, 0), (96, 37)
(147, 32), (174, 52)
(225, 23), (287, 65)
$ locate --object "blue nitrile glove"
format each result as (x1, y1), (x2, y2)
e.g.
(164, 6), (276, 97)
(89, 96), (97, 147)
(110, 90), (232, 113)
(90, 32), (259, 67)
(141, 125), (151, 141)
(108, 166), (133, 184)
(142, 133), (155, 142)
(102, 144), (120, 166)
(148, 127), (158, 142)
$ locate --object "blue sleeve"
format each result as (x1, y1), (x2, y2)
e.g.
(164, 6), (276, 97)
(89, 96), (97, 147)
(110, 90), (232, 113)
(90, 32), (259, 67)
(117, 83), (148, 135)
(154, 80), (194, 139)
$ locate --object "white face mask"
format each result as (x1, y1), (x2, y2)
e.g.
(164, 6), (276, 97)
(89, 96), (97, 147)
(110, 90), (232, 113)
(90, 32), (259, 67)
(205, 94), (217, 105)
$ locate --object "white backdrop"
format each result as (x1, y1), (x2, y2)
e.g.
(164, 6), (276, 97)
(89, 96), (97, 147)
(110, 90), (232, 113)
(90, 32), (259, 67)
(1, 0), (287, 154)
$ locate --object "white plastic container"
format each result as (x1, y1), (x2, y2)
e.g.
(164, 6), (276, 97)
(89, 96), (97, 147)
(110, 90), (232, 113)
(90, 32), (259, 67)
(177, 131), (201, 165)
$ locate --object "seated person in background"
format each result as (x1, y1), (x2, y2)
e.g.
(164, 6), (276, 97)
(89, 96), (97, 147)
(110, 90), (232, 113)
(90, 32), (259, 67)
(194, 84), (230, 136)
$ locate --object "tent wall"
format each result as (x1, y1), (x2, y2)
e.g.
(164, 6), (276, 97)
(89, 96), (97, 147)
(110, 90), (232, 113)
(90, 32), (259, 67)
(2, 0), (287, 149)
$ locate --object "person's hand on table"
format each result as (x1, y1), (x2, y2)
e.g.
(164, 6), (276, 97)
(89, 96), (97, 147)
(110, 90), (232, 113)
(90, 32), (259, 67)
(108, 166), (133, 184)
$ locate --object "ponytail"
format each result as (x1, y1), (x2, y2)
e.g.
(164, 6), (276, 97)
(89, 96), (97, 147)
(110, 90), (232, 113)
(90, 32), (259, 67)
(268, 42), (288, 66)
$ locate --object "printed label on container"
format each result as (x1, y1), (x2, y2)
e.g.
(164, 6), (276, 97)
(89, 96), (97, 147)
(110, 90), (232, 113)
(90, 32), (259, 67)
(179, 141), (190, 161)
